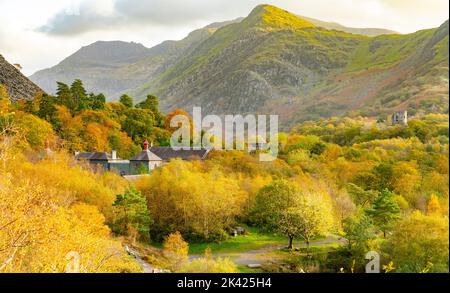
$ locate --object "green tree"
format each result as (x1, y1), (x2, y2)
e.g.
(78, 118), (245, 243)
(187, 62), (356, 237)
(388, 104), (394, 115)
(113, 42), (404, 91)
(122, 108), (154, 145)
(91, 93), (106, 110)
(70, 79), (87, 111)
(250, 180), (297, 232)
(37, 94), (58, 125)
(366, 189), (401, 237)
(329, 215), (377, 272)
(347, 183), (378, 207)
(344, 215), (375, 251)
(111, 187), (152, 241)
(119, 94), (134, 108)
(136, 95), (163, 126)
(56, 82), (75, 111)
(373, 163), (394, 191)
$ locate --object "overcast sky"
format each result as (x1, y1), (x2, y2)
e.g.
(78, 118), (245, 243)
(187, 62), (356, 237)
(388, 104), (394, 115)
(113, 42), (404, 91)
(0, 0), (448, 75)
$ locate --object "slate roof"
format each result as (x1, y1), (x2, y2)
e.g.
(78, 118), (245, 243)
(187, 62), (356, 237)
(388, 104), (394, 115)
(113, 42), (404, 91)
(75, 152), (113, 161)
(130, 150), (163, 162)
(149, 147), (210, 161)
(75, 152), (94, 160)
(90, 152), (113, 161)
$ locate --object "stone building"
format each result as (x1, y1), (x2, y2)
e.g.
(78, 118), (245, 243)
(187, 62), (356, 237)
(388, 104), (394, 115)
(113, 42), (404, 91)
(75, 150), (130, 175)
(129, 140), (163, 174)
(75, 140), (210, 176)
(392, 111), (408, 126)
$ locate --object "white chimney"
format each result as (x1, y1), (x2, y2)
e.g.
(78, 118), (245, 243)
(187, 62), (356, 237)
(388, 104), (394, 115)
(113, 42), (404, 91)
(112, 150), (117, 160)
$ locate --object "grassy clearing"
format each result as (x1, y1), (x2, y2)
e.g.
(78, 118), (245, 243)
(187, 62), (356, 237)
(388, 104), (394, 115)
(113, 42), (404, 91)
(188, 226), (288, 255)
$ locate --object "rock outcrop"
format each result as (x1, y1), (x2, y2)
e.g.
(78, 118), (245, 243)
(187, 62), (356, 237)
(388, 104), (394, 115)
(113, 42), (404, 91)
(0, 54), (44, 101)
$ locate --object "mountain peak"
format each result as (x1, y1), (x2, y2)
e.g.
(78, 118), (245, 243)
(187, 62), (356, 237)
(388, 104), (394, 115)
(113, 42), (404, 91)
(246, 4), (315, 30)
(60, 40), (151, 66)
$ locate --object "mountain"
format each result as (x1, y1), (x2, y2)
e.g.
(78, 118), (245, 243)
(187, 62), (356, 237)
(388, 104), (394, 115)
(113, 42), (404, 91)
(30, 19), (241, 98)
(0, 54), (44, 101)
(30, 5), (449, 126)
(300, 16), (398, 37)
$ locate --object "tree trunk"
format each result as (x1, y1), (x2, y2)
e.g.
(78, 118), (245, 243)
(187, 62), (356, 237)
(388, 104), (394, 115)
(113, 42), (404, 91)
(306, 239), (311, 257)
(288, 236), (294, 250)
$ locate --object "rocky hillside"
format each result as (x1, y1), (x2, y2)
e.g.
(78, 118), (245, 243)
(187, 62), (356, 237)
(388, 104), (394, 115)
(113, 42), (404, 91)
(30, 5), (449, 125)
(30, 19), (240, 98)
(0, 54), (44, 101)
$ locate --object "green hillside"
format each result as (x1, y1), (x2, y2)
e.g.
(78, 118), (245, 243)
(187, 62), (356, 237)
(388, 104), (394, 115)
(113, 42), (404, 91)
(30, 4), (449, 126)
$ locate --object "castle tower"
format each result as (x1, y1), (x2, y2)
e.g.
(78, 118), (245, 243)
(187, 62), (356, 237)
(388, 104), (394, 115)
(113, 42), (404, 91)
(392, 111), (408, 126)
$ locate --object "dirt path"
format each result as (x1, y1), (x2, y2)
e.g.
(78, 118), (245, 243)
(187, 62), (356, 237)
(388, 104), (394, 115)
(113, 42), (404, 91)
(125, 245), (154, 273)
(189, 236), (346, 266)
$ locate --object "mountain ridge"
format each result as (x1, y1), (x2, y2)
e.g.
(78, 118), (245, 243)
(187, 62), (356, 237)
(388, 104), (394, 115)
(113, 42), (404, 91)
(29, 4), (449, 125)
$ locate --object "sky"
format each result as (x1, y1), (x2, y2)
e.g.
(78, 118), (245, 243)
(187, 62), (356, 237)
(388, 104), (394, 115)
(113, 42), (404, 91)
(0, 0), (448, 76)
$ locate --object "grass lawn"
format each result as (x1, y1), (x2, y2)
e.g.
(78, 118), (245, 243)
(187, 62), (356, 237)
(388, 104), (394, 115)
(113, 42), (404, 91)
(188, 226), (288, 255)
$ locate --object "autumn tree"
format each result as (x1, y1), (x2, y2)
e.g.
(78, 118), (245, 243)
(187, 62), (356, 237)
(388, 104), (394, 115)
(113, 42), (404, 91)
(427, 194), (442, 215)
(163, 232), (189, 272)
(0, 147), (140, 272)
(251, 180), (334, 251)
(0, 84), (10, 114)
(383, 211), (449, 273)
(136, 160), (246, 241)
(164, 108), (192, 134)
(0, 84), (7, 100)
(280, 193), (334, 252)
(13, 112), (55, 150)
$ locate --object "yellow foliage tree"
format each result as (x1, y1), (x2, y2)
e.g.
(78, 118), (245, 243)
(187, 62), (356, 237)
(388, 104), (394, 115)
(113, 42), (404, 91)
(162, 231), (189, 272)
(383, 211), (449, 273)
(427, 194), (442, 216)
(137, 159), (246, 241)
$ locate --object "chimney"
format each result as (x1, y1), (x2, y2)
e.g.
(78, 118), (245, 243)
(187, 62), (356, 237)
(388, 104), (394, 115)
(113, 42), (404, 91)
(112, 150), (117, 160)
(143, 140), (149, 151)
